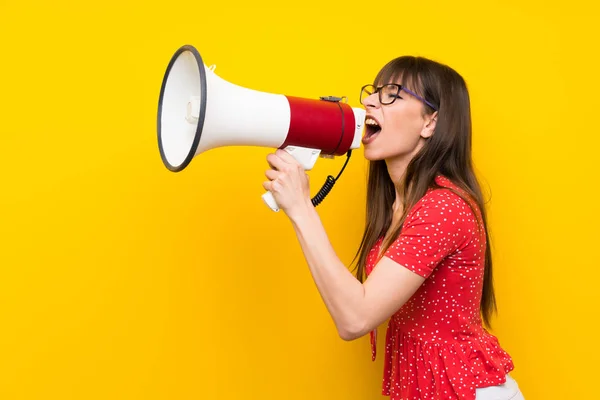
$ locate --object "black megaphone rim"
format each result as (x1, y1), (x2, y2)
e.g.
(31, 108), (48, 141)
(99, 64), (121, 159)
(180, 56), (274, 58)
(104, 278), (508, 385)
(157, 44), (208, 172)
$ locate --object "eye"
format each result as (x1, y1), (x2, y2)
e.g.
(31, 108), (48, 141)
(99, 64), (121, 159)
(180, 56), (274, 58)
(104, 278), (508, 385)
(382, 93), (402, 101)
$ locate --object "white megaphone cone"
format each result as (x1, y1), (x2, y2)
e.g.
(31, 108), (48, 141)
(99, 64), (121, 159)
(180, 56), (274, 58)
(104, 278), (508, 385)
(157, 44), (366, 212)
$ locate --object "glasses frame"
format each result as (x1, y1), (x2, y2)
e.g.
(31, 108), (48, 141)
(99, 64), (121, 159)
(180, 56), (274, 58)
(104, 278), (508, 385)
(360, 83), (438, 111)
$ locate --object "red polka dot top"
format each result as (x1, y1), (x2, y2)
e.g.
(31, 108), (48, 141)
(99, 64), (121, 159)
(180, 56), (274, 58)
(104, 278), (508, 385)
(366, 175), (514, 400)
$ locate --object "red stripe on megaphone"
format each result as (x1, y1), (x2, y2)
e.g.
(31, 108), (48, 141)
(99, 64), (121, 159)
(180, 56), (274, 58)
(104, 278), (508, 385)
(283, 96), (356, 156)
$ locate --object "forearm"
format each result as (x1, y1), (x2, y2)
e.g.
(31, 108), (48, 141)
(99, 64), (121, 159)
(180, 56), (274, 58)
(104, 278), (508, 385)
(290, 205), (367, 340)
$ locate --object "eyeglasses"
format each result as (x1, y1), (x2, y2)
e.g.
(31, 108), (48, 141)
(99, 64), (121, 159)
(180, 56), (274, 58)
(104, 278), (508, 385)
(360, 83), (438, 111)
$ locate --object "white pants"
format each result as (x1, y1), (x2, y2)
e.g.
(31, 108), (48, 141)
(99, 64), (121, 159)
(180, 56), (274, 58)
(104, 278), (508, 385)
(475, 375), (524, 400)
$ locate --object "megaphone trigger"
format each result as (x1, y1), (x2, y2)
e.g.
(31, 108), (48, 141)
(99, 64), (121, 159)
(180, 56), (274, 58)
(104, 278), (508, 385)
(281, 146), (321, 170)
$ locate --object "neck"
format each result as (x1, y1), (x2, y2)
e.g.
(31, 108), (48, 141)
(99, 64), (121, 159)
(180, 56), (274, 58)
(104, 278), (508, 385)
(385, 156), (411, 212)
(385, 138), (427, 211)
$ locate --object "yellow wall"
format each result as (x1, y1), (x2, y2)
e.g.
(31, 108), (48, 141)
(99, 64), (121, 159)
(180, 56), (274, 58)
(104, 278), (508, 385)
(1, 0), (597, 398)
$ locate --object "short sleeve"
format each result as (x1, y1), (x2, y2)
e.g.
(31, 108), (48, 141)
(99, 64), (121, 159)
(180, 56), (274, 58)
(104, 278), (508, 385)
(383, 189), (473, 278)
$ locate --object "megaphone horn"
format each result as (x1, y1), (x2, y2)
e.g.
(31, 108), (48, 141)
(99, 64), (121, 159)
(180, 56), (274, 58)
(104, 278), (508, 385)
(157, 44), (366, 212)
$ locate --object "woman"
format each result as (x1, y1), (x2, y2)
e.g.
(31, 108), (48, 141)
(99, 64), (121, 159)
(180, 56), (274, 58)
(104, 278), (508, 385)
(263, 56), (523, 400)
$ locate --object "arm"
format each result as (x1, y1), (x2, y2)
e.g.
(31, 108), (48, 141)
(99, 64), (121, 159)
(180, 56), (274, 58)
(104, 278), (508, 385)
(262, 149), (465, 341)
(290, 205), (425, 341)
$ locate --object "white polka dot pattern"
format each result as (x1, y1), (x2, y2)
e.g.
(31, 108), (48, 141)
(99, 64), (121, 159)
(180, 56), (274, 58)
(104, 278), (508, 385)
(365, 176), (514, 400)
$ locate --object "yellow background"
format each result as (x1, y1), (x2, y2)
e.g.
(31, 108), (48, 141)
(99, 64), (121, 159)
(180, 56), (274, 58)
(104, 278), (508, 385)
(1, 0), (598, 399)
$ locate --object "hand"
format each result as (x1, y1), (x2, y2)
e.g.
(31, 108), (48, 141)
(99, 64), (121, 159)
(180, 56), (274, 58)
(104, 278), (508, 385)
(263, 149), (313, 218)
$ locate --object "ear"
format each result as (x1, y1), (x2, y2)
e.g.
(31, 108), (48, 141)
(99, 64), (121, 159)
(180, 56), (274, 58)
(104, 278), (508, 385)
(421, 111), (438, 139)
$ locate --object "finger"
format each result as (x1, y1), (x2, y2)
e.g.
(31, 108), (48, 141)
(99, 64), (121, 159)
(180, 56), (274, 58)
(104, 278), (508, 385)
(265, 168), (278, 180)
(263, 179), (281, 192)
(277, 150), (306, 174)
(266, 155), (277, 169)
(275, 149), (297, 164)
(266, 153), (287, 171)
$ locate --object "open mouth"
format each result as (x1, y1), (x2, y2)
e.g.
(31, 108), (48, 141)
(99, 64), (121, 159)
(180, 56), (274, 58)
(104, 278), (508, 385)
(362, 117), (381, 143)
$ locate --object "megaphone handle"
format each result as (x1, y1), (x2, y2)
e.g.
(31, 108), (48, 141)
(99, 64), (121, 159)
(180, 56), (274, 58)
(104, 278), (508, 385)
(262, 146), (321, 212)
(262, 191), (280, 212)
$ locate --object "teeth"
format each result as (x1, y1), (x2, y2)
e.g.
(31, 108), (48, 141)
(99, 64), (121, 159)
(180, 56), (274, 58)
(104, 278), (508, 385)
(365, 118), (380, 127)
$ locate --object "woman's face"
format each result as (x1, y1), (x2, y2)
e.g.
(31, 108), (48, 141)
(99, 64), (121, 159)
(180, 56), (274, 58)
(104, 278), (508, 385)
(361, 82), (436, 163)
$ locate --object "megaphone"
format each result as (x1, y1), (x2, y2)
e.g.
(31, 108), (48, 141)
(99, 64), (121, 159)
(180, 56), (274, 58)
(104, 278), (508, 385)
(157, 44), (366, 212)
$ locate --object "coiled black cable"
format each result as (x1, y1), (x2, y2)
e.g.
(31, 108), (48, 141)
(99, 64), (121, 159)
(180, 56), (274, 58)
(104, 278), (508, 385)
(311, 150), (352, 207)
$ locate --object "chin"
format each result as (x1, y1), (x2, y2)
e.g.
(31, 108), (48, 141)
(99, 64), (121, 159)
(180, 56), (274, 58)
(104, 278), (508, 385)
(362, 146), (387, 161)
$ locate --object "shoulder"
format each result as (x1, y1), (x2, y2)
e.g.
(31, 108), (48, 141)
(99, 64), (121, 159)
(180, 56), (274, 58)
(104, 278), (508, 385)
(419, 186), (468, 210)
(401, 176), (481, 242)
(408, 177), (476, 221)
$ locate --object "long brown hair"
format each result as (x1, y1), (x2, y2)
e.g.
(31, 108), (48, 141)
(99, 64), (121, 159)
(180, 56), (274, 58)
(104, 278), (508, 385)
(352, 56), (497, 328)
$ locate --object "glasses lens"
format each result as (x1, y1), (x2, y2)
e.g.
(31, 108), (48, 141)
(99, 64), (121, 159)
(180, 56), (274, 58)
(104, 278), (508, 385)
(360, 85), (375, 104)
(379, 84), (400, 105)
